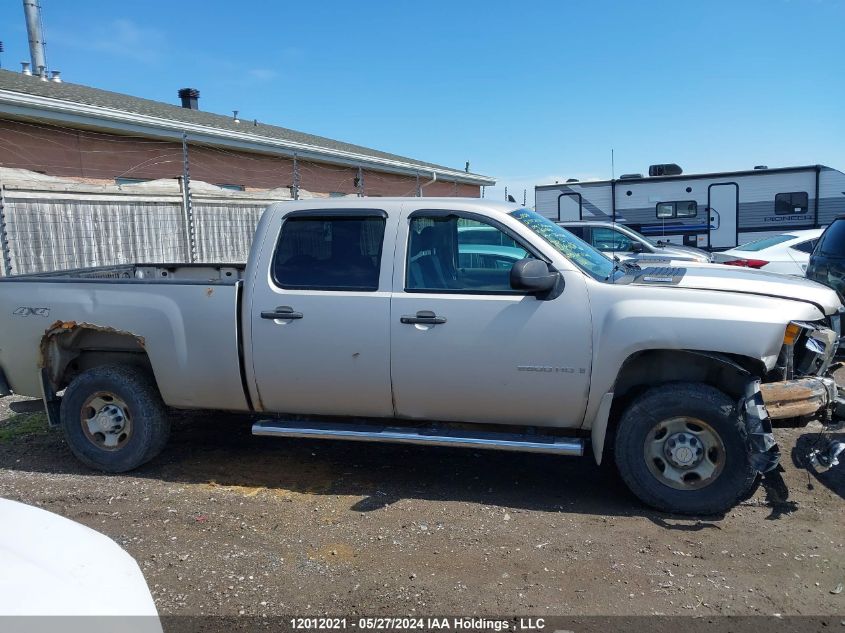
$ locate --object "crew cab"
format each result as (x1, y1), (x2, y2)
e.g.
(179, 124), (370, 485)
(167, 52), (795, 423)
(0, 199), (842, 515)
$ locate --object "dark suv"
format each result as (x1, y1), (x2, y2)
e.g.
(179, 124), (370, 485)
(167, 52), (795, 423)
(807, 217), (845, 299)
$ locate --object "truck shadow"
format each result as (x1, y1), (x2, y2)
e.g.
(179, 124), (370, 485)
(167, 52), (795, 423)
(0, 410), (737, 523)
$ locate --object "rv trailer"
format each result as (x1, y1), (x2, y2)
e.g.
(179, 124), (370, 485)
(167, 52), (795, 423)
(535, 164), (845, 250)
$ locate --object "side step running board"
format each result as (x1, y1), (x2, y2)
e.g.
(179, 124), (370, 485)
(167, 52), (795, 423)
(252, 420), (584, 456)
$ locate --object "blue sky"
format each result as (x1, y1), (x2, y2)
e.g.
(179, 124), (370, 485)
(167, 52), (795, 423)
(1, 0), (843, 203)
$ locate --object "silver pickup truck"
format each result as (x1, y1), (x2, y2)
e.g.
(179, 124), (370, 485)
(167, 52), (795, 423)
(0, 199), (842, 514)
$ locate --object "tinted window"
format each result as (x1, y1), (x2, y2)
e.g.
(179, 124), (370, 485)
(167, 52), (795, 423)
(791, 239), (817, 254)
(656, 202), (674, 219)
(655, 201), (697, 218)
(273, 216), (385, 290)
(676, 201), (698, 218)
(775, 192), (808, 215)
(457, 225), (518, 248)
(817, 220), (845, 257)
(561, 225), (586, 239)
(407, 216), (528, 292)
(590, 227), (635, 252)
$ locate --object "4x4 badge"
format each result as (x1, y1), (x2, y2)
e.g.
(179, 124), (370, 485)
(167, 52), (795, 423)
(12, 307), (50, 317)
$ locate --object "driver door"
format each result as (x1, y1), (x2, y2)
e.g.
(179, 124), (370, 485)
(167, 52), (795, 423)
(390, 209), (593, 428)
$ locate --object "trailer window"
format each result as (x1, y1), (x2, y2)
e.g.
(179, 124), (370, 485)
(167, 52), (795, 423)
(655, 201), (697, 219)
(775, 192), (808, 215)
(273, 215), (386, 291)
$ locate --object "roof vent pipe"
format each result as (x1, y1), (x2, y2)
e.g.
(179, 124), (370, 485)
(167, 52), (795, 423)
(22, 0), (47, 79)
(232, 110), (240, 123)
(50, 69), (61, 83)
(21, 61), (31, 75)
(38, 65), (47, 80)
(178, 88), (200, 110)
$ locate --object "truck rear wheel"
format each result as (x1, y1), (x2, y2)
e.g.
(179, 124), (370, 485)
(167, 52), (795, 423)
(614, 382), (757, 515)
(59, 365), (170, 473)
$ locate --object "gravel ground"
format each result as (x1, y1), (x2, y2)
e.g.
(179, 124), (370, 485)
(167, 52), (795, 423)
(0, 394), (843, 618)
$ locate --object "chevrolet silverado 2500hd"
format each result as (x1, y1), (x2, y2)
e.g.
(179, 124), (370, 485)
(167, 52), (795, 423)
(0, 199), (842, 514)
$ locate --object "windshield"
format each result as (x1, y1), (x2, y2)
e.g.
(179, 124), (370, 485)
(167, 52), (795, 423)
(734, 234), (795, 252)
(510, 209), (616, 280)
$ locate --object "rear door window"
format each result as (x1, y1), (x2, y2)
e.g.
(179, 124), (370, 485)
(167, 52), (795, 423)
(817, 220), (845, 257)
(273, 214), (386, 290)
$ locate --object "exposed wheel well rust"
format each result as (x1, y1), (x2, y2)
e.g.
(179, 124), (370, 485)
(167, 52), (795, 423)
(39, 320), (152, 392)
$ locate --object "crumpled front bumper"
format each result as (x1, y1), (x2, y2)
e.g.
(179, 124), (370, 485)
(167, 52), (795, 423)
(759, 376), (840, 421)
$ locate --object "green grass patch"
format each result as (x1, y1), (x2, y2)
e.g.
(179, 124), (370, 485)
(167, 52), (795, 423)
(0, 413), (49, 442)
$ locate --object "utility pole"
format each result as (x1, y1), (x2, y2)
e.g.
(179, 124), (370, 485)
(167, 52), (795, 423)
(504, 186), (508, 201)
(356, 167), (364, 197)
(22, 0), (47, 77)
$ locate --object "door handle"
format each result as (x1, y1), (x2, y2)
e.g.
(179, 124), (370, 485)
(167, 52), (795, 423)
(261, 306), (303, 320)
(400, 310), (446, 325)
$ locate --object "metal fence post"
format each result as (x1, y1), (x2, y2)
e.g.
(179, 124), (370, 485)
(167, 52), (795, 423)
(0, 182), (12, 276)
(292, 153), (300, 200)
(181, 132), (196, 263)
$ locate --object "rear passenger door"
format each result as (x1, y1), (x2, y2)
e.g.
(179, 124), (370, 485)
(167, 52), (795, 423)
(249, 209), (395, 417)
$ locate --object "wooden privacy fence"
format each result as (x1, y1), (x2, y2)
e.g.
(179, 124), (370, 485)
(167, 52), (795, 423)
(0, 171), (336, 275)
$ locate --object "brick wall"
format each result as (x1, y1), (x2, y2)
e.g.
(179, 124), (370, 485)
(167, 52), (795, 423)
(0, 118), (480, 197)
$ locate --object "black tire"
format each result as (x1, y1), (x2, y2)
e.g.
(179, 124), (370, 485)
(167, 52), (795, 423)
(614, 382), (757, 515)
(60, 365), (170, 473)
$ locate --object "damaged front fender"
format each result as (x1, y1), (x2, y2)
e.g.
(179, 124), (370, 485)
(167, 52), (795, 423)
(742, 379), (781, 473)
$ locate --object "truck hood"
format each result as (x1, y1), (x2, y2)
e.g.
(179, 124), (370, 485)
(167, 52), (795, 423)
(632, 265), (842, 314)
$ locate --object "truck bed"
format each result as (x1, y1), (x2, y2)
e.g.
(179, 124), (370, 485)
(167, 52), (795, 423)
(0, 262), (250, 412)
(3, 263), (245, 283)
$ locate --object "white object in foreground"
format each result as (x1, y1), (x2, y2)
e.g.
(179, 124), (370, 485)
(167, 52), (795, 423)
(0, 498), (161, 626)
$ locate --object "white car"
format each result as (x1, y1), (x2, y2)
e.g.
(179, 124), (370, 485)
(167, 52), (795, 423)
(716, 229), (824, 276)
(0, 498), (161, 628)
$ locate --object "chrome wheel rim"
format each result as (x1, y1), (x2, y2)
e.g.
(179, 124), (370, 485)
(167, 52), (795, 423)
(644, 417), (725, 490)
(80, 392), (132, 451)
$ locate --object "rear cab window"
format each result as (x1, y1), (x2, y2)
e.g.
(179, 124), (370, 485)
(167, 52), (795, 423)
(272, 212), (386, 291)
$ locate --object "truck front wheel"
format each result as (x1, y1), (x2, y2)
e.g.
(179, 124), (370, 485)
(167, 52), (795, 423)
(59, 365), (170, 473)
(614, 382), (758, 515)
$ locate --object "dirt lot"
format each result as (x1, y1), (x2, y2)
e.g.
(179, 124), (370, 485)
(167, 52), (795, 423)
(0, 395), (843, 618)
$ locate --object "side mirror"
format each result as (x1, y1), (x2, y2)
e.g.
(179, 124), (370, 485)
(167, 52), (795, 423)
(510, 258), (559, 294)
(630, 241), (645, 253)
